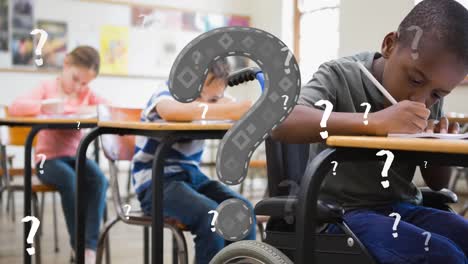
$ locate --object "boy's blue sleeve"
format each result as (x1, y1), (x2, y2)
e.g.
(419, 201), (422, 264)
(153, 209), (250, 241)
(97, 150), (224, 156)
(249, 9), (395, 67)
(142, 90), (175, 121)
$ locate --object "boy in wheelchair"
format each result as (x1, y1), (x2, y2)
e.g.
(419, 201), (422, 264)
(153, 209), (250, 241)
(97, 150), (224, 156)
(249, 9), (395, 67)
(269, 0), (468, 263)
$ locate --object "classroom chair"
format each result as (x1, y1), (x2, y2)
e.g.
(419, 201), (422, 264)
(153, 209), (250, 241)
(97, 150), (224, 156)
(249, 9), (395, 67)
(210, 136), (460, 263)
(0, 117), (60, 264)
(96, 105), (189, 264)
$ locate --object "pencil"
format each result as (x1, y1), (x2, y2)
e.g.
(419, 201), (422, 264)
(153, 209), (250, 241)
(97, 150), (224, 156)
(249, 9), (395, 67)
(357, 62), (398, 105)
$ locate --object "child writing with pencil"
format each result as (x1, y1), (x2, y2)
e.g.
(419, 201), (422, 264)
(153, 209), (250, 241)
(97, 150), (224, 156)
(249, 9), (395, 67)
(272, 0), (468, 262)
(9, 46), (108, 264)
(131, 58), (256, 264)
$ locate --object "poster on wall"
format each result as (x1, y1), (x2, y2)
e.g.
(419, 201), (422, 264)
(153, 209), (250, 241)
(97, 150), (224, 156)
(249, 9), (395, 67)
(100, 25), (129, 75)
(129, 4), (251, 77)
(0, 0), (8, 51)
(37, 20), (67, 69)
(11, 0), (34, 66)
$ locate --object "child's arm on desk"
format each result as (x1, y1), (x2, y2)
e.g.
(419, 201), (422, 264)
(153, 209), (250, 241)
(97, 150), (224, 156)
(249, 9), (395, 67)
(272, 100), (430, 143)
(421, 117), (460, 190)
(156, 99), (252, 122)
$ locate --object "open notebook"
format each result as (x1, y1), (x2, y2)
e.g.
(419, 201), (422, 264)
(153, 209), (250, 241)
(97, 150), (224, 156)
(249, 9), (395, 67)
(388, 133), (468, 140)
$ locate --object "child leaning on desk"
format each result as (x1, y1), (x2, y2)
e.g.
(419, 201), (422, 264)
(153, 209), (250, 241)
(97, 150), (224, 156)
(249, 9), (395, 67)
(131, 58), (256, 264)
(272, 0), (468, 263)
(9, 46), (108, 264)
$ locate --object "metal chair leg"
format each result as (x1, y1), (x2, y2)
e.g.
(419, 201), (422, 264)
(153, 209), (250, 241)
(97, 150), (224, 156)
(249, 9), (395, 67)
(10, 190), (16, 221)
(32, 193), (42, 264)
(144, 226), (149, 264)
(165, 224), (188, 264)
(96, 216), (120, 264)
(172, 235), (178, 264)
(52, 193), (59, 253)
(104, 206), (111, 264)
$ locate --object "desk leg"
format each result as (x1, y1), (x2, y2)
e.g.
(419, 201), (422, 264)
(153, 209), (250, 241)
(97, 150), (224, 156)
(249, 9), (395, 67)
(151, 136), (176, 264)
(75, 127), (102, 264)
(24, 126), (42, 264)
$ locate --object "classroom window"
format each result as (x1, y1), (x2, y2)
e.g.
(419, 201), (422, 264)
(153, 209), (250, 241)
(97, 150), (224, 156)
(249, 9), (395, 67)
(296, 0), (340, 81)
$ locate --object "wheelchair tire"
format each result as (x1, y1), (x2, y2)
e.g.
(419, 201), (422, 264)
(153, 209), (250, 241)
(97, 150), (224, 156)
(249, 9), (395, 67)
(210, 240), (293, 264)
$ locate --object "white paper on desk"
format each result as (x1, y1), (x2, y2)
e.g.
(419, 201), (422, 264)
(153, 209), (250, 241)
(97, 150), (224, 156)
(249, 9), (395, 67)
(37, 113), (97, 119)
(191, 120), (234, 124)
(388, 133), (468, 140)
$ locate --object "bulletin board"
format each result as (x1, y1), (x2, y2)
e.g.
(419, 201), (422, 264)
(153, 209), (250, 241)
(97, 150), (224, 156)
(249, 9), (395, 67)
(0, 0), (251, 79)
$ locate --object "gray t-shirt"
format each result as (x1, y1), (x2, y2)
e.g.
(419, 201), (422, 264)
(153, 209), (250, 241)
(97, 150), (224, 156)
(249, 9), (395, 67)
(298, 51), (443, 209)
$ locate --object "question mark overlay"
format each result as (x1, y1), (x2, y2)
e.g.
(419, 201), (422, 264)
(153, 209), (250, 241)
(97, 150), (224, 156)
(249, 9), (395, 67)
(406, 25), (423, 60)
(21, 216), (41, 255)
(168, 26), (301, 185)
(278, 180), (300, 224)
(211, 198), (253, 241)
(76, 121), (80, 130)
(281, 46), (293, 74)
(376, 150), (394, 189)
(281, 95), (289, 110)
(36, 154), (46, 174)
(198, 103), (209, 123)
(360, 102), (371, 125)
(423, 161), (428, 168)
(314, 100), (333, 139)
(330, 161), (338, 175)
(422, 231), (431, 251)
(389, 212), (401, 238)
(30, 29), (48, 66)
(208, 210), (219, 232)
(123, 204), (131, 220)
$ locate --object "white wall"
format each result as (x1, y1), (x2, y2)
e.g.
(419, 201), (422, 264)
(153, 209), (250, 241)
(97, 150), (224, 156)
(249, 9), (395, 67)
(339, 0), (468, 114)
(0, 0), (284, 108)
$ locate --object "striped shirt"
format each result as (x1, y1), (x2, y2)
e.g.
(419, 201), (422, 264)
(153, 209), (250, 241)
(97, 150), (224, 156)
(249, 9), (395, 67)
(131, 89), (205, 194)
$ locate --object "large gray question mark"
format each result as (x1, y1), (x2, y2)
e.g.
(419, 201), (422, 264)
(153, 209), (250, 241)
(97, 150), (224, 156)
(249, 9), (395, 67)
(168, 26), (301, 185)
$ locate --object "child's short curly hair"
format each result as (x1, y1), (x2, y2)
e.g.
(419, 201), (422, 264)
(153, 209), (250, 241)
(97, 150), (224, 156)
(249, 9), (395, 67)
(397, 0), (468, 66)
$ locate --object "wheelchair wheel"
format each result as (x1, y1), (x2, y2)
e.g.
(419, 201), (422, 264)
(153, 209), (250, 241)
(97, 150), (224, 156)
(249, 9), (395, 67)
(210, 240), (293, 264)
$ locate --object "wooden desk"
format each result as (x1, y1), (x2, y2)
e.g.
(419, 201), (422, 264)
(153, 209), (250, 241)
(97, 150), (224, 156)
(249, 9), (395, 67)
(0, 116), (97, 264)
(295, 135), (468, 264)
(75, 120), (234, 264)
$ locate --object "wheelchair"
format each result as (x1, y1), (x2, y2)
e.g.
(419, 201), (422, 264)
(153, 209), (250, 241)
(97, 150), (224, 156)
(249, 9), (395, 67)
(210, 69), (460, 264)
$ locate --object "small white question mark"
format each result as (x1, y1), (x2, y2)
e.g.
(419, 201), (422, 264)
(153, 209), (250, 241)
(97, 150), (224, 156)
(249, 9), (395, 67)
(406, 25), (423, 60)
(208, 210), (219, 232)
(37, 154), (46, 174)
(123, 204), (131, 220)
(330, 161), (338, 175)
(139, 14), (153, 28)
(389, 212), (401, 238)
(192, 51), (202, 65)
(376, 150), (394, 189)
(21, 216), (41, 255)
(281, 95), (289, 110)
(279, 180), (300, 224)
(360, 102), (371, 125)
(423, 161), (427, 168)
(314, 100), (333, 139)
(76, 121), (80, 130)
(198, 103), (208, 124)
(422, 231), (431, 251)
(281, 47), (293, 74)
(30, 29), (48, 66)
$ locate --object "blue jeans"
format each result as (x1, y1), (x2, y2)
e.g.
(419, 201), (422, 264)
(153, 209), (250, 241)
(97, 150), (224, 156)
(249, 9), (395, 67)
(138, 166), (256, 264)
(326, 202), (468, 263)
(37, 157), (108, 250)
